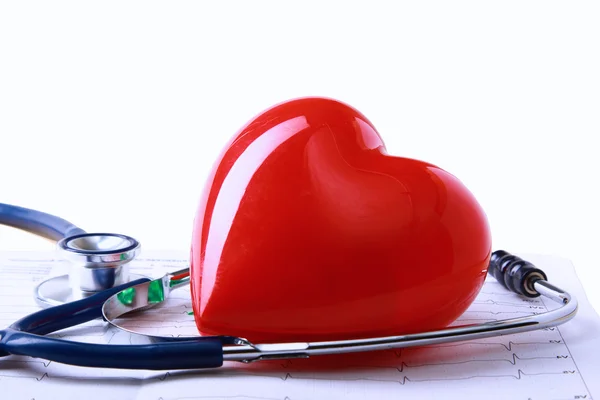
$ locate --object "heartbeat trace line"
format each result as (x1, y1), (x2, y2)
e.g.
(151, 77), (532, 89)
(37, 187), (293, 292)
(0, 372), (146, 383)
(388, 340), (565, 355)
(463, 310), (537, 315)
(480, 291), (521, 296)
(156, 369), (580, 386)
(279, 353), (569, 370)
(0, 358), (52, 368)
(473, 299), (543, 307)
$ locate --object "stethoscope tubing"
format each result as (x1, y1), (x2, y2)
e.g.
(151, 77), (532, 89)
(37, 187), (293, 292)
(0, 203), (85, 241)
(0, 277), (225, 370)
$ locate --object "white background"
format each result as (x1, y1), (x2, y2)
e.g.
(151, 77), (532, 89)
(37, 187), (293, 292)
(1, 2), (598, 310)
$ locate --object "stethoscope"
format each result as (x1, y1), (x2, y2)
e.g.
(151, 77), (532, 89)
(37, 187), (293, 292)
(0, 202), (578, 370)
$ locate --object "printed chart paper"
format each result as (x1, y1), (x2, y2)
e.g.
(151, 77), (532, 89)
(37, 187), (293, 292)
(0, 251), (598, 400)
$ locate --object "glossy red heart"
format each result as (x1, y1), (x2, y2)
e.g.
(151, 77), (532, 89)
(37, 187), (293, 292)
(190, 97), (491, 343)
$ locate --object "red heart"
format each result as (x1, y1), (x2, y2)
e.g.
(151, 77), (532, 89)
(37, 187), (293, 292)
(190, 97), (491, 343)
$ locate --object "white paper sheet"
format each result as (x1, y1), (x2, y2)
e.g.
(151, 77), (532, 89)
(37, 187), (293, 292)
(0, 251), (598, 400)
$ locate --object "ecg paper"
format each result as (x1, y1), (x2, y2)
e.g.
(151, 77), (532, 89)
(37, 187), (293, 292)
(1, 251), (599, 400)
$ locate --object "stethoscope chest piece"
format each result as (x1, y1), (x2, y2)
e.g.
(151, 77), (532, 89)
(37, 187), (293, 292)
(35, 233), (144, 308)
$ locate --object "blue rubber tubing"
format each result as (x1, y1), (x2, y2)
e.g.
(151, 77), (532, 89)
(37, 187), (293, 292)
(0, 202), (85, 241)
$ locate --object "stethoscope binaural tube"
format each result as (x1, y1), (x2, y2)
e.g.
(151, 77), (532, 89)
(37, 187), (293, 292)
(0, 202), (141, 296)
(0, 202), (86, 241)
